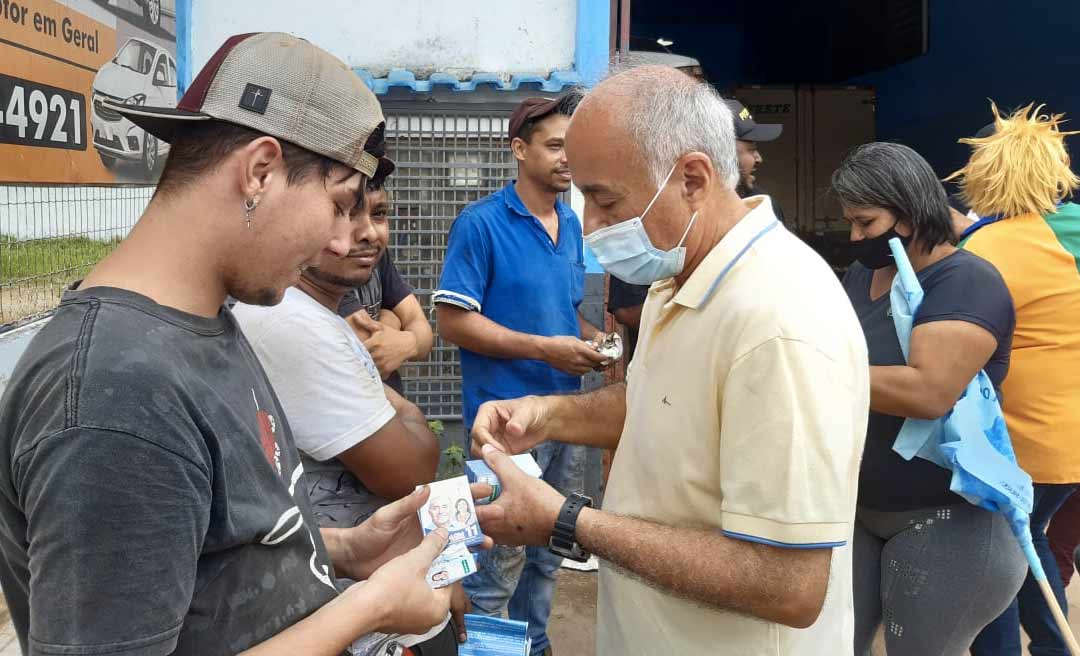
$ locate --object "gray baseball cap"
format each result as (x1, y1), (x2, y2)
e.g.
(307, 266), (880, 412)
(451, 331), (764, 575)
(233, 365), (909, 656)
(106, 32), (386, 178)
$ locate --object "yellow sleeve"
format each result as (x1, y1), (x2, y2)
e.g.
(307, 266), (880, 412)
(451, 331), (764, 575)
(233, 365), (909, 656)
(718, 337), (864, 548)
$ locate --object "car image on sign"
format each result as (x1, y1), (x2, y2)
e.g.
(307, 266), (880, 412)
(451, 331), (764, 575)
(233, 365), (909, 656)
(90, 37), (176, 180)
(107, 0), (177, 29)
(138, 0), (176, 28)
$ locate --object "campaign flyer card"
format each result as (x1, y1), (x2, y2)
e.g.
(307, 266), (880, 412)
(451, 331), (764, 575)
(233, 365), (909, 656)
(418, 475), (483, 548)
(426, 542), (476, 588)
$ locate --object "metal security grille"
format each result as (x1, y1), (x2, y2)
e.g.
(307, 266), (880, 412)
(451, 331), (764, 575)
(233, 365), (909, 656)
(0, 185), (152, 326)
(382, 104), (515, 419)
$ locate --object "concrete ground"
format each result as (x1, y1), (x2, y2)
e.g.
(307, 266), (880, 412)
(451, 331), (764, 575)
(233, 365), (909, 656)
(0, 603), (15, 655)
(547, 568), (599, 654)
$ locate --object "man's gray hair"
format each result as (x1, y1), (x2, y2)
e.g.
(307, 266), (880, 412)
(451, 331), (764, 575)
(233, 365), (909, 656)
(594, 66), (739, 189)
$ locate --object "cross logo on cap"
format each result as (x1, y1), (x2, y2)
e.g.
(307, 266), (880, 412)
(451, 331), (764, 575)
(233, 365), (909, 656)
(239, 83), (272, 115)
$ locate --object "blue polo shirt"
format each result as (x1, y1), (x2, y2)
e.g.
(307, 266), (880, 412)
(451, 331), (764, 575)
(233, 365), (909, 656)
(435, 182), (585, 428)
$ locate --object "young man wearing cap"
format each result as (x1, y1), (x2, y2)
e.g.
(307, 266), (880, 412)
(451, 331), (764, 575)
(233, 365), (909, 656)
(0, 33), (467, 656)
(434, 93), (609, 655)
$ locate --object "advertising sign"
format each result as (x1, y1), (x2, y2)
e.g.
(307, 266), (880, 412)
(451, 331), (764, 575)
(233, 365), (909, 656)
(0, 0), (178, 183)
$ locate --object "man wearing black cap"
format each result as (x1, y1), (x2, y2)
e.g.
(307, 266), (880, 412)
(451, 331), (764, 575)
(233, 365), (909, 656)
(726, 99), (784, 211)
(435, 92), (608, 655)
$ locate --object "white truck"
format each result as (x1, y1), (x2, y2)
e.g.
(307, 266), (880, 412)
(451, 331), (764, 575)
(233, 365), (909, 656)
(733, 84), (876, 273)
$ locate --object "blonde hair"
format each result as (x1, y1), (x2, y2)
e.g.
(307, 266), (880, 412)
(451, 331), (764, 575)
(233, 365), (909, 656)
(945, 102), (1080, 218)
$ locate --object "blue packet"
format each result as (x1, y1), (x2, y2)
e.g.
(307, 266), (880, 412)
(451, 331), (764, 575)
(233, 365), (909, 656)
(458, 614), (531, 656)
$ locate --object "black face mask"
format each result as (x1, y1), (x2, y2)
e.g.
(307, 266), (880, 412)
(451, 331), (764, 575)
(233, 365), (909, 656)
(851, 224), (912, 270)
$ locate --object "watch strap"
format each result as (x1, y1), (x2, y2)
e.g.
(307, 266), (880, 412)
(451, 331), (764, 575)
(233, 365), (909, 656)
(550, 493), (592, 550)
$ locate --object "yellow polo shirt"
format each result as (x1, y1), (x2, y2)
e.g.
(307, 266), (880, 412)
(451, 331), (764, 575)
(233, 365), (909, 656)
(597, 197), (869, 655)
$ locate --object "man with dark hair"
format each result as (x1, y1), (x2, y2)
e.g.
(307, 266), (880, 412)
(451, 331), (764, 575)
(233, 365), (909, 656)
(0, 33), (464, 656)
(434, 93), (609, 655)
(337, 173), (434, 396)
(726, 98), (784, 211)
(233, 158), (471, 652)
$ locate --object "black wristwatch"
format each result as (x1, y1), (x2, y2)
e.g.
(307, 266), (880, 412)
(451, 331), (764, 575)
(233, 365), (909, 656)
(548, 493), (593, 562)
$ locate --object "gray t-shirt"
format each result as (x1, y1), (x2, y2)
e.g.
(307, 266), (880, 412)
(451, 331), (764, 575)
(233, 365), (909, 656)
(0, 286), (339, 656)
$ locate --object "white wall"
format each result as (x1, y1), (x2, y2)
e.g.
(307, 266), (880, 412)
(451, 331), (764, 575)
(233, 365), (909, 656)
(192, 0), (577, 78)
(0, 186), (150, 241)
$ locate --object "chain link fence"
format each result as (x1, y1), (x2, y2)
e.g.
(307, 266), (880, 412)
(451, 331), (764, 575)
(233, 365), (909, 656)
(0, 185), (152, 327)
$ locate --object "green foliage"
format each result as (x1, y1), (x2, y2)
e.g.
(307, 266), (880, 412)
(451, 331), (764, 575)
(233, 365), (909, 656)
(0, 234), (120, 283)
(442, 443), (466, 478)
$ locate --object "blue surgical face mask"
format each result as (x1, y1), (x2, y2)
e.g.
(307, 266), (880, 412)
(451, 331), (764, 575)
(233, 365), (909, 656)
(585, 163), (699, 285)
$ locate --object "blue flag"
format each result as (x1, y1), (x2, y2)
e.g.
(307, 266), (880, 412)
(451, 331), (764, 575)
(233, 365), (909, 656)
(887, 238), (1042, 578)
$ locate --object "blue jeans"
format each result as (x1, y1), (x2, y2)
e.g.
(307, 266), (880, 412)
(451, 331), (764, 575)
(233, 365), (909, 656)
(971, 483), (1079, 656)
(463, 439), (585, 655)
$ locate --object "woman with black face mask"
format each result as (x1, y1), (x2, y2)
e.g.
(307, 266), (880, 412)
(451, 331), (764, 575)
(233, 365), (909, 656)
(832, 142), (1027, 656)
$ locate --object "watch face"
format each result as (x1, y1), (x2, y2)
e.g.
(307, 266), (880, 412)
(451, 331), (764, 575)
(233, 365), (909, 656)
(572, 493), (594, 507)
(548, 536), (590, 562)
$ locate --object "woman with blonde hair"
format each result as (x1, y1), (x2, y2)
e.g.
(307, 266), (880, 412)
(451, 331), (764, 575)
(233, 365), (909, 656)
(953, 103), (1080, 656)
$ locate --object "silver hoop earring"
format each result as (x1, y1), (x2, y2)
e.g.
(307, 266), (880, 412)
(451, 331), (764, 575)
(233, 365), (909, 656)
(244, 197), (259, 228)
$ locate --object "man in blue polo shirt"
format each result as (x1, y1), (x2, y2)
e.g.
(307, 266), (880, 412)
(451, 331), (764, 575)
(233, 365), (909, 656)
(434, 93), (609, 655)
